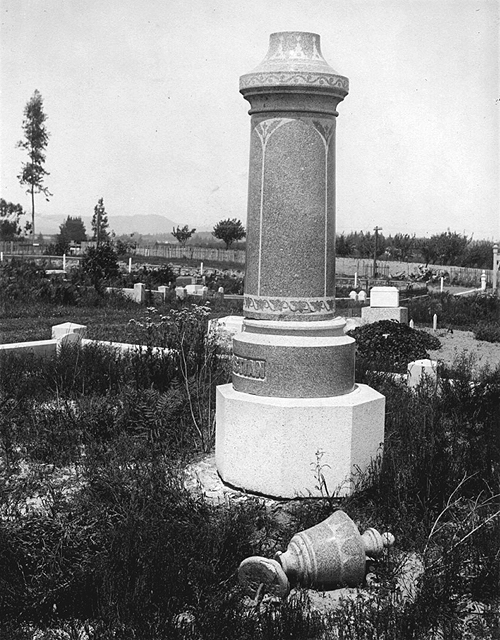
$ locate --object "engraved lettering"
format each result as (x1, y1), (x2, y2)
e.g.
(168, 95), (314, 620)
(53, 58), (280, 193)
(244, 295), (334, 316)
(232, 355), (266, 380)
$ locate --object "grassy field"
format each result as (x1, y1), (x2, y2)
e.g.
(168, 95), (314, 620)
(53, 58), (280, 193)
(0, 261), (499, 639)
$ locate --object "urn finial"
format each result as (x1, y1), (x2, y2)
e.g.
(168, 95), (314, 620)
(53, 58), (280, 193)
(240, 31), (349, 96)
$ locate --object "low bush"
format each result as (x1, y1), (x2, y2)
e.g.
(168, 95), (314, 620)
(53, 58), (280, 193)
(1, 356), (498, 638)
(407, 292), (500, 329)
(116, 264), (176, 289)
(347, 319), (441, 373)
(1, 293), (499, 638)
(473, 321), (500, 343)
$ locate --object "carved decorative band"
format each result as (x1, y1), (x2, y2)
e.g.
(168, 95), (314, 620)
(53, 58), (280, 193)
(240, 72), (349, 92)
(244, 295), (335, 316)
(233, 355), (266, 380)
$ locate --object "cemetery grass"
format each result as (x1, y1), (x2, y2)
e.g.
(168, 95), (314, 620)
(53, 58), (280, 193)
(0, 302), (499, 637)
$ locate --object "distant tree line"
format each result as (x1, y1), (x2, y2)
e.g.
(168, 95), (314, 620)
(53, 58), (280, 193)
(335, 230), (494, 270)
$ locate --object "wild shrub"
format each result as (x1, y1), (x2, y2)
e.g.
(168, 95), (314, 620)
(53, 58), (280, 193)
(0, 460), (288, 637)
(0, 260), (48, 303)
(117, 264), (175, 289)
(204, 271), (244, 294)
(348, 360), (500, 546)
(473, 321), (500, 343)
(347, 320), (441, 373)
(80, 243), (120, 292)
(1, 296), (499, 637)
(407, 292), (500, 329)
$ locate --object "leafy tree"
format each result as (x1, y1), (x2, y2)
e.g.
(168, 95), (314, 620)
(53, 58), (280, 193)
(82, 242), (120, 291)
(0, 198), (26, 240)
(212, 218), (246, 249)
(171, 225), (196, 248)
(345, 231), (386, 259)
(418, 237), (438, 266)
(433, 230), (470, 265)
(386, 233), (416, 262)
(419, 231), (470, 266)
(460, 240), (494, 269)
(91, 198), (110, 246)
(17, 90), (52, 238)
(335, 233), (352, 257)
(57, 216), (87, 247)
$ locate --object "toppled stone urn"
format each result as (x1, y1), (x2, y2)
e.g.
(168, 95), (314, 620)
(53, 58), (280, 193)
(238, 510), (394, 599)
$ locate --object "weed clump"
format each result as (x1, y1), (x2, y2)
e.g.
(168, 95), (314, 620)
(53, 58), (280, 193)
(473, 321), (500, 343)
(347, 320), (441, 373)
(407, 292), (500, 329)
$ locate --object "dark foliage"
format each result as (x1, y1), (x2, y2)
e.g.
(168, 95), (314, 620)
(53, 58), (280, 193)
(407, 292), (500, 330)
(473, 321), (500, 343)
(212, 219), (246, 250)
(81, 243), (120, 291)
(347, 320), (441, 373)
(1, 285), (499, 637)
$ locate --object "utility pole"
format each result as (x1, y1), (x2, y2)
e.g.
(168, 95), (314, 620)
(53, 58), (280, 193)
(373, 226), (382, 279)
(493, 244), (499, 294)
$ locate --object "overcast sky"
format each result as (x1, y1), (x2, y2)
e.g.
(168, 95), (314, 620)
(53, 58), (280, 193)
(1, 0), (498, 239)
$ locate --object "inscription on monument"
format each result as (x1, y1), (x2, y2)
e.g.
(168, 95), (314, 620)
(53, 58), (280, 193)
(244, 294), (334, 316)
(233, 355), (266, 380)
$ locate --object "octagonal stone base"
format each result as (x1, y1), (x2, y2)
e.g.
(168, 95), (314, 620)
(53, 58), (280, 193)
(216, 384), (385, 498)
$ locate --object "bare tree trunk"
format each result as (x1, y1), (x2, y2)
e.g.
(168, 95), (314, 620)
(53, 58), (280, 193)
(31, 183), (35, 240)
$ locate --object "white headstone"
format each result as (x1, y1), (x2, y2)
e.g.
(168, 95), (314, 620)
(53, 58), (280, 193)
(175, 286), (186, 300)
(407, 359), (437, 389)
(369, 286), (399, 308)
(134, 282), (145, 303)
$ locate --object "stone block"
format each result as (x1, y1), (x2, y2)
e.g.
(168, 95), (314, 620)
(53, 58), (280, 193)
(0, 340), (58, 358)
(407, 359), (438, 389)
(232, 318), (355, 398)
(361, 307), (408, 325)
(216, 383), (385, 498)
(185, 284), (205, 295)
(134, 283), (145, 303)
(158, 285), (169, 300)
(52, 322), (87, 340)
(175, 286), (187, 300)
(370, 286), (399, 308)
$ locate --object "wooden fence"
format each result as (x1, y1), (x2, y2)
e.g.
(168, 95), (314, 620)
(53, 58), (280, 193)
(0, 242), (494, 285)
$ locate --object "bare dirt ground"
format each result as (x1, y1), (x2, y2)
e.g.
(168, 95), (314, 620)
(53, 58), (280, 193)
(425, 328), (500, 371)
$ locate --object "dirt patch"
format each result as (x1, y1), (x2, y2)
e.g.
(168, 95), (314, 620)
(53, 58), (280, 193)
(424, 328), (500, 371)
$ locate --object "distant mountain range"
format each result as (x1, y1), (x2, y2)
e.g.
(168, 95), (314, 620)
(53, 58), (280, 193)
(36, 214), (190, 237)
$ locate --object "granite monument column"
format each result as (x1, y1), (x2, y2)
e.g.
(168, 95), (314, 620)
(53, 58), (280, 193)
(216, 32), (385, 498)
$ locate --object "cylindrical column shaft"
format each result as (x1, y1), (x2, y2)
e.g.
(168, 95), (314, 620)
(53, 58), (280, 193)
(240, 32), (348, 323)
(233, 32), (353, 398)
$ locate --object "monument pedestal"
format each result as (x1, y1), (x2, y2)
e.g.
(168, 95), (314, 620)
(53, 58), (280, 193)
(216, 383), (385, 498)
